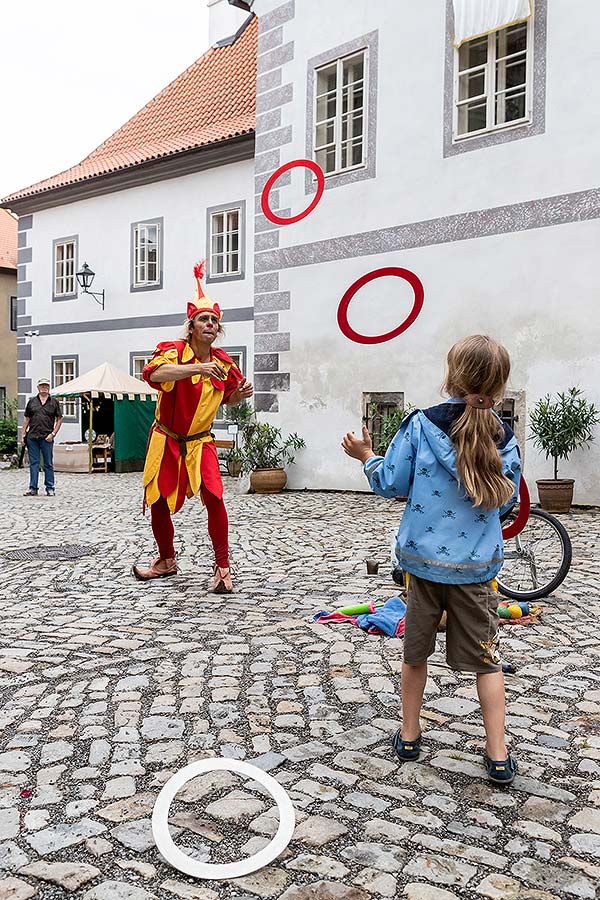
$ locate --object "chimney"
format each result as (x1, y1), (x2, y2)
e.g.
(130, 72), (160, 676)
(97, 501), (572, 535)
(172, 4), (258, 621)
(207, 0), (252, 46)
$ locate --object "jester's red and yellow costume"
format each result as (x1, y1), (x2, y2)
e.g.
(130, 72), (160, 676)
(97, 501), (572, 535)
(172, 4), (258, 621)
(136, 263), (245, 583)
(142, 341), (241, 514)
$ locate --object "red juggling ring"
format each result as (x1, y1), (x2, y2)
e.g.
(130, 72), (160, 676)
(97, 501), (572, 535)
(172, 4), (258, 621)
(261, 159), (325, 225)
(337, 267), (425, 344)
(501, 476), (531, 539)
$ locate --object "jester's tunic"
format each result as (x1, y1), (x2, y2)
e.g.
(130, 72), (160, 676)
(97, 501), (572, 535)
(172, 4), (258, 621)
(142, 340), (242, 513)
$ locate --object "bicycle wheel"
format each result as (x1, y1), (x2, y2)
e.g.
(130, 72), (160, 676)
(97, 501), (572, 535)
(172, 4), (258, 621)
(497, 508), (572, 601)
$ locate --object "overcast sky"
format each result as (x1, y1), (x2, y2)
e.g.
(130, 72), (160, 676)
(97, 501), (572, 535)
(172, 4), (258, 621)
(0, 0), (210, 202)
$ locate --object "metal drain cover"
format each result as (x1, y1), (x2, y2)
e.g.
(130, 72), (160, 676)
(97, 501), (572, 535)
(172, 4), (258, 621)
(3, 545), (95, 561)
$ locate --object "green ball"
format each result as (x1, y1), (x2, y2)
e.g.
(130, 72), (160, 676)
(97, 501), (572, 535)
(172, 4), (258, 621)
(497, 606), (511, 618)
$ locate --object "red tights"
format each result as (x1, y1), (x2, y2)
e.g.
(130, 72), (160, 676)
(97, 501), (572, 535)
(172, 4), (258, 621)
(150, 487), (229, 568)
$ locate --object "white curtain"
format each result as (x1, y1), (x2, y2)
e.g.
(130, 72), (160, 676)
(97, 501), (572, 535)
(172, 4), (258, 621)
(452, 0), (532, 47)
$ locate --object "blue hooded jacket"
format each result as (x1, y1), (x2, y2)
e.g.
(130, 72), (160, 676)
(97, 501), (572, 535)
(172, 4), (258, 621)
(363, 399), (521, 584)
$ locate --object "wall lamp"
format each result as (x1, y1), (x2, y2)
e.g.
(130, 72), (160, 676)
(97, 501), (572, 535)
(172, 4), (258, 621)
(24, 330), (40, 337)
(76, 262), (105, 310)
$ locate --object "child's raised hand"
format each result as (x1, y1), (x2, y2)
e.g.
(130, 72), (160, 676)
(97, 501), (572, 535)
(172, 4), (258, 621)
(342, 425), (375, 463)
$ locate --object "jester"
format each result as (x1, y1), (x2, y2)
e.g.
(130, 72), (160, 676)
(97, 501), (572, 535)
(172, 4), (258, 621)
(133, 262), (253, 591)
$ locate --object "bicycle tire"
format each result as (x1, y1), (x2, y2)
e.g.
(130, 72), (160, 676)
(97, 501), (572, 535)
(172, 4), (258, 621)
(497, 508), (572, 601)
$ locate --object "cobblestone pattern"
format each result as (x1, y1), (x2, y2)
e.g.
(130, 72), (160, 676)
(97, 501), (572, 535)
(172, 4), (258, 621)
(0, 470), (599, 899)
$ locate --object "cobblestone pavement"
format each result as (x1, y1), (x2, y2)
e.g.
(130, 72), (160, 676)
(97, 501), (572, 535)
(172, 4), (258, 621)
(0, 468), (599, 900)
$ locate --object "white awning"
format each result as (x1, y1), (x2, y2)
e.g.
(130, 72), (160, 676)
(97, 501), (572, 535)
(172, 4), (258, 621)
(452, 0), (532, 47)
(50, 361), (158, 400)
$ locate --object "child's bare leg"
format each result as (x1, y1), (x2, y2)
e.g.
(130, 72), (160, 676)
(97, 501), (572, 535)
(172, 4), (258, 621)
(476, 671), (508, 759)
(401, 661), (428, 739)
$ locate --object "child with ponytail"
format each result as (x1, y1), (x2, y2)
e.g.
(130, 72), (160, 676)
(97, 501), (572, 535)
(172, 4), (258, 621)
(343, 335), (521, 784)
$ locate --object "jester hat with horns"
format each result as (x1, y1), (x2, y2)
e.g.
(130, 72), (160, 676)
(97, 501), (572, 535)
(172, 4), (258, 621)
(186, 261), (222, 321)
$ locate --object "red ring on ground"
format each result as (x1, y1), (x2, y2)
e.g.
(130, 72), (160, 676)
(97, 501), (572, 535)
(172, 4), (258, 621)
(261, 159), (325, 225)
(337, 267), (425, 344)
(502, 477), (531, 539)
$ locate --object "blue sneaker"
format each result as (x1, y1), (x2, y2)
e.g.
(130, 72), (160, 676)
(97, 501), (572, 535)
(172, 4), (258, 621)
(392, 729), (422, 761)
(484, 753), (518, 785)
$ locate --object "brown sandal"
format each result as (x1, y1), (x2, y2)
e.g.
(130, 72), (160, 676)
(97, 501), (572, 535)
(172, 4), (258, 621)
(132, 557), (177, 581)
(213, 565), (233, 594)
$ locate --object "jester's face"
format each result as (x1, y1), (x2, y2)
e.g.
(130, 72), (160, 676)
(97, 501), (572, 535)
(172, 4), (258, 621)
(189, 310), (221, 344)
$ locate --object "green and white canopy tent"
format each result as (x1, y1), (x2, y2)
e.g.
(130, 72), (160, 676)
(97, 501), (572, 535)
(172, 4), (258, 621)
(51, 362), (158, 473)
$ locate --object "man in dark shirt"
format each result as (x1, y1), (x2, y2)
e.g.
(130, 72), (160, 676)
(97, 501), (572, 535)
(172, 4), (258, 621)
(21, 378), (63, 496)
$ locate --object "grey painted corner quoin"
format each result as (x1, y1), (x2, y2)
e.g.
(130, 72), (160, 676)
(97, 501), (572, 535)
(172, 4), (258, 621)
(252, 0), (296, 414)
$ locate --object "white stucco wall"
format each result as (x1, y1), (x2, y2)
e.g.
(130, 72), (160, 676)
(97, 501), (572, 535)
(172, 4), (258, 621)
(252, 0), (600, 503)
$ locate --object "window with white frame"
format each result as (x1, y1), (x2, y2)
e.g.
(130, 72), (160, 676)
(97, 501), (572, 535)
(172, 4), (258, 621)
(455, 20), (531, 139)
(54, 239), (77, 297)
(132, 222), (161, 287)
(314, 50), (367, 176)
(131, 353), (153, 380)
(215, 349), (245, 422)
(210, 208), (241, 277)
(52, 357), (78, 419)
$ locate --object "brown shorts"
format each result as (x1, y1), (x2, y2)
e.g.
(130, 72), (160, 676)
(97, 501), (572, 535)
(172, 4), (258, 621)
(403, 574), (501, 673)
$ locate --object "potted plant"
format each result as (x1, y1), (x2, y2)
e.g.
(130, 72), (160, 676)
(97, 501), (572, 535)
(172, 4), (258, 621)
(369, 402), (416, 501)
(241, 422), (305, 493)
(529, 387), (599, 512)
(372, 402), (417, 455)
(225, 446), (244, 478)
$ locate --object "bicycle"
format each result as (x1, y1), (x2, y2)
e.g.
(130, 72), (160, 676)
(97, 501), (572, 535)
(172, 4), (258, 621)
(497, 505), (572, 601)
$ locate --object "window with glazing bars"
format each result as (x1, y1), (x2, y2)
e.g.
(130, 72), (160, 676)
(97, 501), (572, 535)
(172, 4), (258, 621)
(54, 240), (76, 296)
(53, 358), (77, 419)
(210, 209), (240, 277)
(455, 20), (531, 138)
(314, 50), (367, 175)
(133, 223), (160, 286)
(131, 354), (153, 380)
(215, 351), (244, 422)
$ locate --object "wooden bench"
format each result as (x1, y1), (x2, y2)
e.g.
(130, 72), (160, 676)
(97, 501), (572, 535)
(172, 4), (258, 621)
(214, 438), (235, 475)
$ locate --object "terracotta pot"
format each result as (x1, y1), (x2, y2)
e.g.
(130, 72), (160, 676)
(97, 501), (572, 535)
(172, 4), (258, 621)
(227, 460), (242, 477)
(250, 468), (287, 493)
(536, 479), (574, 513)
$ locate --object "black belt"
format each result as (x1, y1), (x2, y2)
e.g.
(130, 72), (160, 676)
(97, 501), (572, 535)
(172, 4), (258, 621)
(154, 421), (213, 457)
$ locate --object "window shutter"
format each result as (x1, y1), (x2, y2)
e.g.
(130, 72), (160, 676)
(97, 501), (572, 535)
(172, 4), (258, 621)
(452, 0), (532, 47)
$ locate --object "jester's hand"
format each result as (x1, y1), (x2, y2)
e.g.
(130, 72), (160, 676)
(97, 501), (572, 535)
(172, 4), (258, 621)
(229, 378), (254, 405)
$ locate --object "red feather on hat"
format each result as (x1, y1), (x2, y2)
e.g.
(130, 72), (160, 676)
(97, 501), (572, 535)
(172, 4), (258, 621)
(193, 260), (206, 281)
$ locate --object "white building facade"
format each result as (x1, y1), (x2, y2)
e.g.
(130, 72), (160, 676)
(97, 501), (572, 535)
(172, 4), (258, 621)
(5, 0), (600, 502)
(250, 0), (600, 503)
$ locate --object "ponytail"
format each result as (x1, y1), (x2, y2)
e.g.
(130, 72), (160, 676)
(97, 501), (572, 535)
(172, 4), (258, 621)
(444, 334), (515, 511)
(451, 408), (515, 510)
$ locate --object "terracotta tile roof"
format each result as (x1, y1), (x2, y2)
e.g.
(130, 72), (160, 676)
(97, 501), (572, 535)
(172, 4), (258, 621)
(0, 209), (18, 270)
(2, 16), (257, 205)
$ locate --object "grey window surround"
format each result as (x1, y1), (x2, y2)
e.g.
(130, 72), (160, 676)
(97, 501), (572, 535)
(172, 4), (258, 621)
(52, 235), (78, 302)
(443, 0), (547, 157)
(129, 350), (154, 378)
(10, 296), (17, 332)
(130, 217), (164, 293)
(213, 344), (248, 427)
(51, 354), (80, 423)
(206, 200), (246, 284)
(305, 31), (379, 195)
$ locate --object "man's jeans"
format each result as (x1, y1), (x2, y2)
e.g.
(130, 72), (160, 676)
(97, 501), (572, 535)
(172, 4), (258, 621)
(27, 437), (55, 492)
